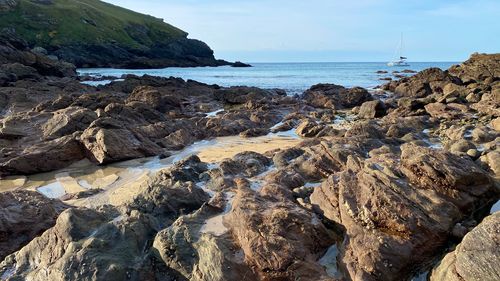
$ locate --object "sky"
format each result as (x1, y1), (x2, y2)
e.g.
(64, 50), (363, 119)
(104, 0), (499, 62)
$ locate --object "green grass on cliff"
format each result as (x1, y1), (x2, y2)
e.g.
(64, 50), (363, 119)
(0, 0), (188, 49)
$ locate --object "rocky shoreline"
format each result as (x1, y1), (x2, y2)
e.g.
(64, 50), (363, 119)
(0, 29), (499, 281)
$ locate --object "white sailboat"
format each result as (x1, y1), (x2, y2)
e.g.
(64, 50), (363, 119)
(387, 33), (409, 67)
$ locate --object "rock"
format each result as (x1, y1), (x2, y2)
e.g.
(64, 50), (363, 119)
(471, 126), (497, 143)
(466, 92), (481, 103)
(303, 84), (373, 109)
(449, 140), (476, 154)
(296, 120), (324, 137)
(491, 117), (500, 131)
(424, 102), (469, 120)
(160, 129), (195, 150)
(0, 0), (18, 11)
(358, 100), (387, 119)
(0, 170), (209, 280)
(448, 53), (500, 83)
(273, 147), (305, 167)
(401, 143), (493, 210)
(81, 121), (162, 164)
(402, 69), (417, 73)
(311, 153), (463, 281)
(239, 128), (269, 138)
(215, 86), (282, 105)
(226, 180), (334, 280)
(466, 149), (480, 159)
(0, 63), (39, 80)
(0, 191), (66, 261)
(430, 212), (500, 281)
(479, 151), (500, 176)
(126, 85), (181, 112)
(0, 134), (85, 176)
(0, 29), (76, 77)
(42, 107), (97, 139)
(376, 70), (388, 74)
(391, 68), (461, 98)
(231, 61), (252, 67)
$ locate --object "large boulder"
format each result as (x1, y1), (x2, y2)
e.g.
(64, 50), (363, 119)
(310, 144), (496, 281)
(400, 143), (493, 210)
(302, 84), (372, 109)
(81, 120), (163, 164)
(430, 212), (500, 281)
(389, 68), (461, 98)
(126, 86), (181, 112)
(0, 191), (66, 261)
(226, 179), (334, 280)
(358, 100), (387, 119)
(0, 134), (85, 176)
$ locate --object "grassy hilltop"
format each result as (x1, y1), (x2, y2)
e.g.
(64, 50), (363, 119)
(0, 0), (229, 68)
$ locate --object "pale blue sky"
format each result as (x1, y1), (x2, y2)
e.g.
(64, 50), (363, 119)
(104, 0), (499, 62)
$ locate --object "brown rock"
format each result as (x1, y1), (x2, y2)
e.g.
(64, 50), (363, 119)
(81, 123), (162, 164)
(0, 191), (66, 261)
(400, 143), (493, 210)
(430, 212), (500, 281)
(303, 84), (373, 109)
(226, 180), (334, 280)
(358, 100), (387, 119)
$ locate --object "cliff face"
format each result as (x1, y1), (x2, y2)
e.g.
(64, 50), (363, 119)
(0, 0), (231, 68)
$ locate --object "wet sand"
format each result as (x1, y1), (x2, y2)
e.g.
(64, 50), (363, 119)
(0, 130), (302, 208)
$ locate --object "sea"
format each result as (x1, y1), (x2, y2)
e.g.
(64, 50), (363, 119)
(78, 62), (457, 95)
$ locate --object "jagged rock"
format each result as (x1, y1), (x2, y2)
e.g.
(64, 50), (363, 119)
(226, 179), (334, 280)
(81, 120), (162, 164)
(400, 143), (493, 210)
(126, 86), (181, 112)
(0, 169), (209, 280)
(302, 84), (372, 109)
(0, 191), (66, 261)
(448, 53), (500, 83)
(310, 143), (495, 281)
(430, 212), (500, 281)
(387, 68), (461, 98)
(424, 102), (470, 120)
(296, 120), (324, 137)
(0, 29), (76, 77)
(42, 106), (97, 139)
(0, 134), (85, 176)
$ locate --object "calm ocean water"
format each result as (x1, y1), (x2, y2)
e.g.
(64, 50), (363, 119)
(78, 62), (457, 95)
